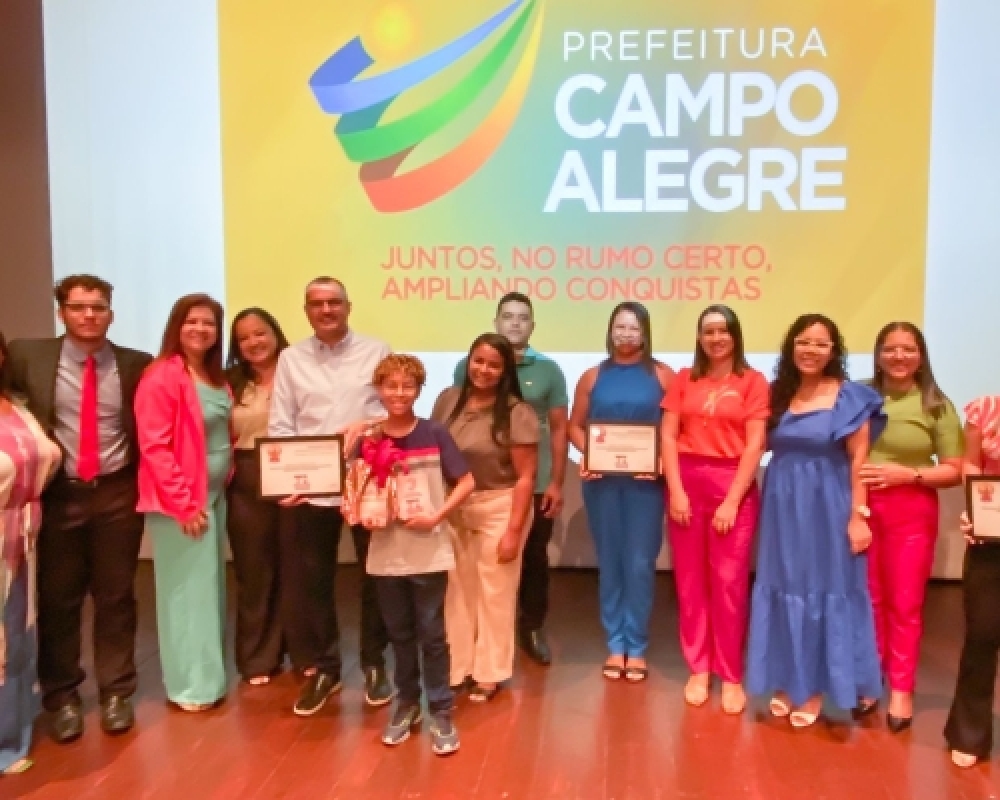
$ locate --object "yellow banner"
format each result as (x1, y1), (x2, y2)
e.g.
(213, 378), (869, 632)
(220, 0), (934, 351)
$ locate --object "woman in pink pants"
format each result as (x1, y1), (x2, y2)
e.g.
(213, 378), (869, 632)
(661, 305), (768, 714)
(862, 321), (963, 732)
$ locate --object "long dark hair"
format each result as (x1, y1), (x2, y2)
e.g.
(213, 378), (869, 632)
(768, 313), (848, 430)
(871, 321), (949, 416)
(605, 301), (655, 373)
(691, 304), (749, 380)
(225, 307), (290, 403)
(449, 333), (524, 446)
(158, 293), (226, 387)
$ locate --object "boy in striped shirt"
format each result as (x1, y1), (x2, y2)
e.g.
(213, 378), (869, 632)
(361, 354), (474, 755)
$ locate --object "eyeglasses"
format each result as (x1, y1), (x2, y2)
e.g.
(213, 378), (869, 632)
(306, 300), (343, 310)
(793, 339), (834, 351)
(63, 303), (110, 314)
(879, 346), (920, 357)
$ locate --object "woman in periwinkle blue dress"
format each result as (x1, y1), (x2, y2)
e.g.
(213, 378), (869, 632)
(746, 314), (886, 727)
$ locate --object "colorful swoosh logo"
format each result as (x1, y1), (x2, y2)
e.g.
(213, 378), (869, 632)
(308, 0), (543, 213)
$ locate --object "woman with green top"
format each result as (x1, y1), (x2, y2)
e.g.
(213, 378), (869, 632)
(136, 295), (233, 711)
(861, 322), (963, 731)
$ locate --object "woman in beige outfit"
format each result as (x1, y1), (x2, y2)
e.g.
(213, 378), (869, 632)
(432, 333), (538, 702)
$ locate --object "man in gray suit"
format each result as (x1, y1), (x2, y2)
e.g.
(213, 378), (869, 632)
(4, 275), (151, 742)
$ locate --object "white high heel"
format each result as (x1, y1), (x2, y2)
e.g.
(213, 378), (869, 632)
(769, 694), (791, 718)
(789, 708), (820, 728)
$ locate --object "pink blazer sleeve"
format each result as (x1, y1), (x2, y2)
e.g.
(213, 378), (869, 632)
(135, 360), (200, 523)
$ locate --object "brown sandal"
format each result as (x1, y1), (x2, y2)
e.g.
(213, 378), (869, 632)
(624, 666), (648, 683)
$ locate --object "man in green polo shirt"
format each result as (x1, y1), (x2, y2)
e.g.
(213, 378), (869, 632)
(453, 292), (568, 665)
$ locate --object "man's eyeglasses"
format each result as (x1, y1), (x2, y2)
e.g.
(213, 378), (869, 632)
(63, 303), (111, 314)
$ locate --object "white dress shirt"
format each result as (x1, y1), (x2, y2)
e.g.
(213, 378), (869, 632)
(269, 330), (389, 506)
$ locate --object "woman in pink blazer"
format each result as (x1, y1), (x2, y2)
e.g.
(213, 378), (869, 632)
(135, 294), (232, 711)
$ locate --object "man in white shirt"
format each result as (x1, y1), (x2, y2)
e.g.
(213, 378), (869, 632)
(269, 276), (392, 715)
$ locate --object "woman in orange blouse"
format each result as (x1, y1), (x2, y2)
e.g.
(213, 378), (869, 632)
(661, 305), (769, 714)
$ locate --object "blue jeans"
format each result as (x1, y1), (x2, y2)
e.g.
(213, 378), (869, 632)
(375, 572), (453, 713)
(0, 568), (38, 771)
(582, 477), (665, 658)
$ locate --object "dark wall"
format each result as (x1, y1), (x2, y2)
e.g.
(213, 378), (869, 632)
(0, 0), (55, 339)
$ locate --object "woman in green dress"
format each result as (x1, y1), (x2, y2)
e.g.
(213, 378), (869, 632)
(135, 294), (232, 711)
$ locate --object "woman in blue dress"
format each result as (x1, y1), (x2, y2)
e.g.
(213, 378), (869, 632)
(568, 302), (674, 682)
(746, 314), (886, 727)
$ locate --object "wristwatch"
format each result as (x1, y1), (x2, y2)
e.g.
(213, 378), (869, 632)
(854, 504), (871, 519)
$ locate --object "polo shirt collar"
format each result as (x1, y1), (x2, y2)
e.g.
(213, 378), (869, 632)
(519, 346), (538, 365)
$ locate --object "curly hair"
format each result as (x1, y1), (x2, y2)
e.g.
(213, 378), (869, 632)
(449, 333), (524, 446)
(54, 274), (113, 307)
(768, 313), (848, 430)
(373, 353), (427, 388)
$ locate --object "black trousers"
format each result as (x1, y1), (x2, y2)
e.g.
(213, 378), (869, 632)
(280, 504), (388, 677)
(517, 494), (556, 632)
(944, 544), (1000, 758)
(375, 572), (452, 713)
(37, 468), (144, 708)
(226, 451), (284, 679)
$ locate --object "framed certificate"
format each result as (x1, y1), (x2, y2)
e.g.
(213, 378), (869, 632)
(966, 475), (1000, 541)
(396, 471), (434, 520)
(584, 422), (659, 475)
(256, 435), (345, 499)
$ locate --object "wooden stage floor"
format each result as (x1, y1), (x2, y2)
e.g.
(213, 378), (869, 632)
(7, 565), (1000, 799)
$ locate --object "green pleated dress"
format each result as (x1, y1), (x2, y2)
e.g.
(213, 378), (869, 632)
(148, 382), (232, 705)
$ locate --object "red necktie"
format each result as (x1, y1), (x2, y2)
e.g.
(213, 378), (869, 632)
(78, 355), (99, 481)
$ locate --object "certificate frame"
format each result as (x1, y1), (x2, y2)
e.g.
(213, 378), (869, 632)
(395, 470), (434, 521)
(583, 422), (660, 476)
(255, 435), (345, 499)
(966, 475), (1000, 542)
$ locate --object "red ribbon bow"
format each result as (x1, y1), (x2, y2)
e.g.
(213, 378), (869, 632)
(360, 436), (408, 488)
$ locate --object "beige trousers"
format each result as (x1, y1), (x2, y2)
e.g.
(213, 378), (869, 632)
(446, 488), (532, 685)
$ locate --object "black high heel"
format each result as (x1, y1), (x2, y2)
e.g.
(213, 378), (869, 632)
(886, 713), (912, 733)
(851, 698), (879, 719)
